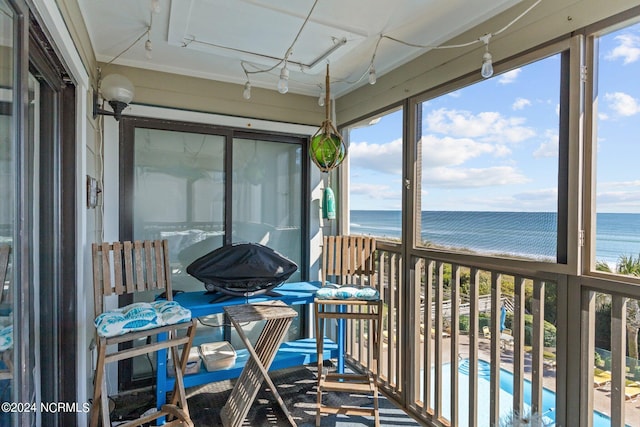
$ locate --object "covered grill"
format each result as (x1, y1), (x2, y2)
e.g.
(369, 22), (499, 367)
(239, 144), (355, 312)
(186, 242), (298, 302)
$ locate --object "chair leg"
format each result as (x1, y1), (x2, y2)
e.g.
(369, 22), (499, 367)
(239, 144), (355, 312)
(100, 372), (110, 427)
(316, 384), (322, 427)
(90, 342), (107, 427)
(166, 346), (191, 425)
(315, 304), (323, 427)
(372, 373), (380, 427)
(165, 321), (196, 426)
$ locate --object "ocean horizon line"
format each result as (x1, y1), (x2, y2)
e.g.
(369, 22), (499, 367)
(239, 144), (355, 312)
(351, 209), (639, 215)
(349, 210), (640, 263)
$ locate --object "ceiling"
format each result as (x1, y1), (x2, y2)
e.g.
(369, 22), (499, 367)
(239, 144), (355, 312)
(78, 0), (524, 97)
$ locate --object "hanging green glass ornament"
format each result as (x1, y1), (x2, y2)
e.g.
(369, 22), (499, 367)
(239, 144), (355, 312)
(310, 64), (348, 173)
(311, 131), (345, 171)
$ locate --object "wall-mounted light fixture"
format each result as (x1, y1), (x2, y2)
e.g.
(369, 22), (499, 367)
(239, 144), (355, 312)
(93, 73), (135, 121)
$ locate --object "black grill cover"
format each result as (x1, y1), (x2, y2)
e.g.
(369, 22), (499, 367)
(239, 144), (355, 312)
(186, 242), (298, 301)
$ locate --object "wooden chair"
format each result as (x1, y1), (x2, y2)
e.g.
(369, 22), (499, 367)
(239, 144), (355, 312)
(483, 325), (491, 339)
(0, 245), (11, 381)
(315, 235), (382, 426)
(91, 240), (197, 427)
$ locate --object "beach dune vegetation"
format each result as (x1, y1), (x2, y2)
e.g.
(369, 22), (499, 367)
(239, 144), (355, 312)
(595, 254), (640, 368)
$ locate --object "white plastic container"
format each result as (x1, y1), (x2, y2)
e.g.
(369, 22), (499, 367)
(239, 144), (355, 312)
(200, 341), (237, 371)
(167, 346), (201, 377)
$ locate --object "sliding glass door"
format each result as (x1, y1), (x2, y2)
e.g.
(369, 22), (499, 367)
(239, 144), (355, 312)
(132, 127), (226, 292)
(232, 137), (303, 282)
(121, 117), (309, 386)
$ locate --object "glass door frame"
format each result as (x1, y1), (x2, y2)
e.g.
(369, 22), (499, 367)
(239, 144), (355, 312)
(119, 115), (311, 389)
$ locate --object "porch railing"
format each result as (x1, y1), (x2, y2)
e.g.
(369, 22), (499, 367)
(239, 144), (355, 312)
(339, 241), (640, 426)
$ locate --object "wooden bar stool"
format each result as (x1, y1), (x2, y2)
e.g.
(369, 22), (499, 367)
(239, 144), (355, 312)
(315, 298), (382, 426)
(221, 300), (298, 427)
(315, 235), (382, 426)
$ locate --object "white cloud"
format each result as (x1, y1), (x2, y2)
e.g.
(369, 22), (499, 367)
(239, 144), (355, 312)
(598, 112), (609, 121)
(474, 188), (558, 211)
(512, 97), (531, 110)
(349, 138), (403, 174)
(596, 180), (640, 212)
(425, 108), (535, 143)
(424, 166), (529, 188)
(599, 180), (640, 189)
(498, 68), (521, 84)
(512, 188), (558, 202)
(606, 33), (640, 64)
(533, 130), (559, 158)
(420, 135), (497, 167)
(350, 182), (399, 200)
(605, 92), (640, 116)
(448, 91), (462, 98)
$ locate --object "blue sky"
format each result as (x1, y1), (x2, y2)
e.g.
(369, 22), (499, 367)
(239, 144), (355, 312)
(347, 22), (640, 213)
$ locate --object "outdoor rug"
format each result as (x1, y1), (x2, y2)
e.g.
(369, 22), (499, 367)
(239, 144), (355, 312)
(111, 364), (421, 426)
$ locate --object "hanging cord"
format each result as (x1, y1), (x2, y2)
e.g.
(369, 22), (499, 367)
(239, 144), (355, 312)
(241, 0), (319, 81)
(343, 0), (543, 86)
(103, 15), (152, 68)
(381, 0), (541, 51)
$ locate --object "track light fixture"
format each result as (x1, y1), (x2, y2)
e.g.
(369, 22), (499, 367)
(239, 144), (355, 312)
(243, 81), (252, 100)
(363, 0), (541, 89)
(226, 0), (540, 102)
(368, 65), (377, 85)
(480, 34), (493, 78)
(277, 64), (290, 94)
(145, 32), (153, 60)
(317, 86), (325, 107)
(151, 0), (161, 14)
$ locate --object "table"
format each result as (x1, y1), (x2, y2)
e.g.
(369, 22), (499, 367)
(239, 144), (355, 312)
(500, 333), (514, 350)
(221, 301), (298, 427)
(155, 281), (340, 413)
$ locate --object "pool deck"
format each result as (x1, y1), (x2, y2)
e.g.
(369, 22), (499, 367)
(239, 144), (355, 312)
(450, 334), (640, 425)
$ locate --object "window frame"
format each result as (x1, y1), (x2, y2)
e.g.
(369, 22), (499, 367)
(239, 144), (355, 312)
(340, 104), (406, 240)
(338, 38), (580, 274)
(582, 6), (640, 284)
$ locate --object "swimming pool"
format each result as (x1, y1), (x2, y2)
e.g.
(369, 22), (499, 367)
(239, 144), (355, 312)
(425, 359), (620, 426)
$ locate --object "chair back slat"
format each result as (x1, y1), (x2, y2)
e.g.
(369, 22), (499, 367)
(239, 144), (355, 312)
(322, 235), (376, 287)
(152, 240), (162, 289)
(0, 245), (10, 304)
(92, 240), (173, 318)
(122, 241), (134, 293)
(135, 241), (146, 291)
(112, 242), (125, 295)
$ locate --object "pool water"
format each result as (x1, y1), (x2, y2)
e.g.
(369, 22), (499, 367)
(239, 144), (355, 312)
(426, 359), (620, 426)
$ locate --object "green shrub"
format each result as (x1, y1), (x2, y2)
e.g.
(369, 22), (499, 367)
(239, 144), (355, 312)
(521, 314), (556, 347)
(479, 313), (491, 330)
(459, 315), (470, 332)
(594, 352), (603, 367)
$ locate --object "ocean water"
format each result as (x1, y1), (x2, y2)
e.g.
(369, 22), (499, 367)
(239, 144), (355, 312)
(350, 210), (640, 264)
